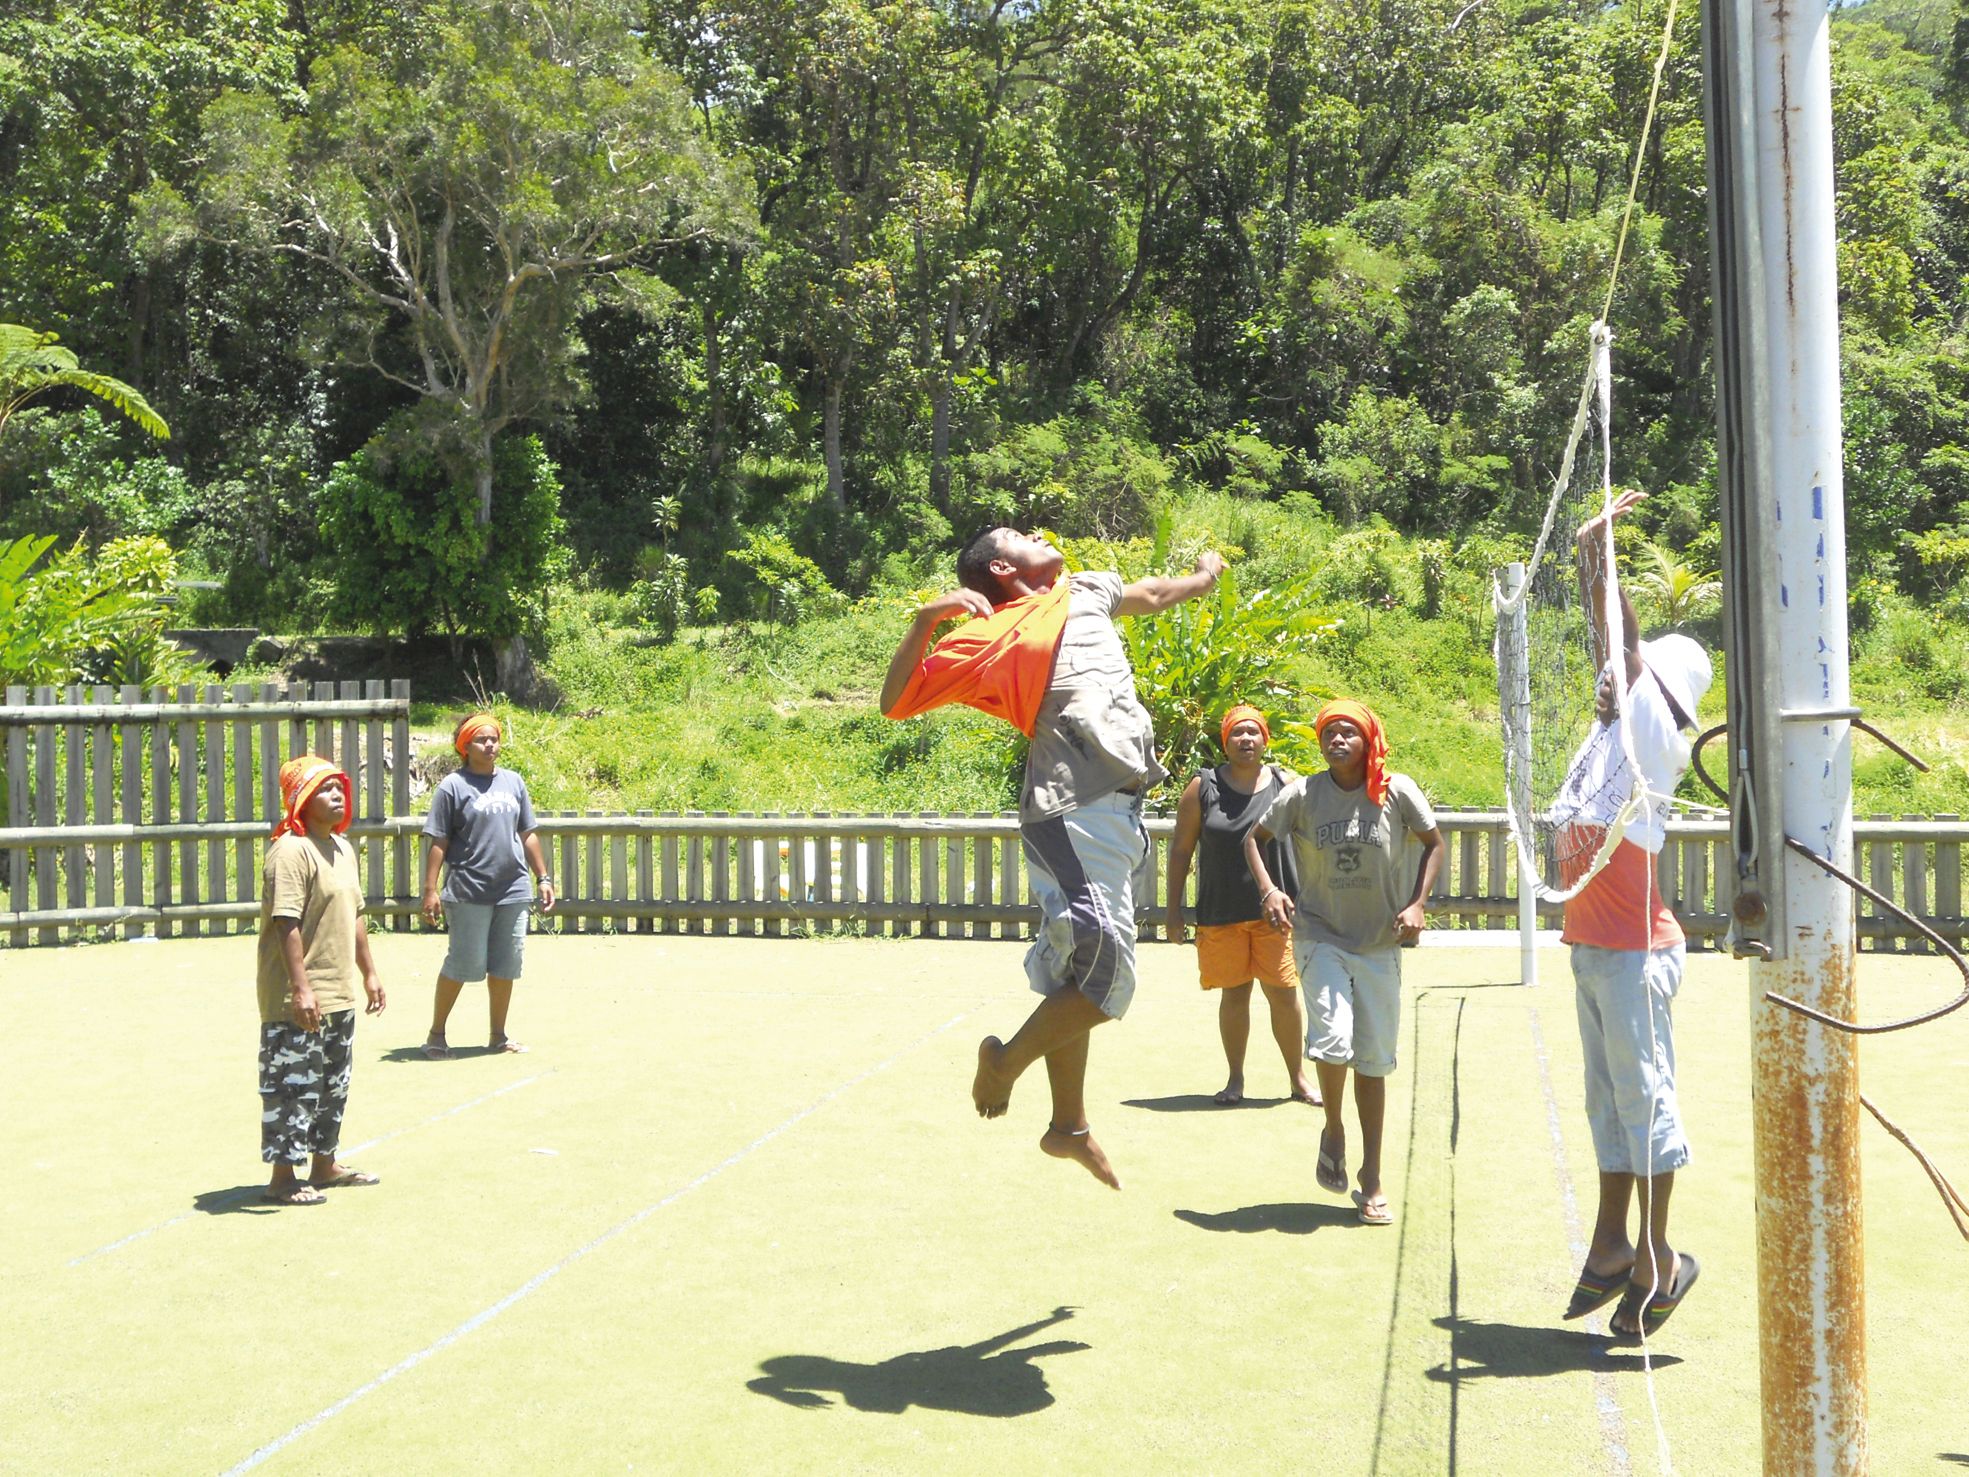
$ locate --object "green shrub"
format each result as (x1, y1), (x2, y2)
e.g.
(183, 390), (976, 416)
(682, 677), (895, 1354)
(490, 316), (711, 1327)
(725, 529), (843, 627)
(316, 417), (569, 641)
(634, 550), (693, 639)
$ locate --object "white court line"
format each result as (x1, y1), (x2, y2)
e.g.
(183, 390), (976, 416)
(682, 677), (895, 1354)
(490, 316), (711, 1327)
(221, 1008), (977, 1476)
(1529, 1005), (1635, 1477)
(67, 1074), (548, 1269)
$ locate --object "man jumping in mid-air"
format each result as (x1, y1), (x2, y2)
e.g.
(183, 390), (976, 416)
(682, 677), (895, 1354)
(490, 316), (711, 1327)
(881, 528), (1225, 1188)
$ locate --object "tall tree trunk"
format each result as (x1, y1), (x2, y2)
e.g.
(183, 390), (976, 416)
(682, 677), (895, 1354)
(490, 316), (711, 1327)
(928, 378), (954, 514)
(703, 300), (727, 481)
(928, 288), (962, 514)
(125, 268), (151, 389)
(822, 375), (847, 512)
(474, 425), (495, 528)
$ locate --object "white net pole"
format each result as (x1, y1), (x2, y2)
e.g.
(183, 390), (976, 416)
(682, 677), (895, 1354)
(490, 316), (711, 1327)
(1496, 561), (1538, 985)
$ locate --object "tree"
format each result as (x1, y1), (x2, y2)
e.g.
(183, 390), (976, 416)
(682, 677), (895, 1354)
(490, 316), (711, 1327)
(0, 324), (169, 442)
(170, 0), (752, 533)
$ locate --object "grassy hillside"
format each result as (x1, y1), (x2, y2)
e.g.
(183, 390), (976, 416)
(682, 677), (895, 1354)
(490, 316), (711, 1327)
(414, 495), (1969, 819)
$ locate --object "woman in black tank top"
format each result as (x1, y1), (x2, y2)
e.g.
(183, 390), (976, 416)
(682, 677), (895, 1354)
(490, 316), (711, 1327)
(1166, 707), (1319, 1107)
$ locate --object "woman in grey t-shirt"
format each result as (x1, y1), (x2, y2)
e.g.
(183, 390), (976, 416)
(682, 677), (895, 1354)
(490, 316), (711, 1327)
(420, 713), (555, 1057)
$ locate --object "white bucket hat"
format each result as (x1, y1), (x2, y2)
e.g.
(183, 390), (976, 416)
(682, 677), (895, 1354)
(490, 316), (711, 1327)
(1638, 633), (1712, 729)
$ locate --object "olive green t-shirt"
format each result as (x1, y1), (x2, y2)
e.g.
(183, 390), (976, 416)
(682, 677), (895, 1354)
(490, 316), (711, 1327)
(255, 833), (364, 1023)
(1254, 771), (1436, 953)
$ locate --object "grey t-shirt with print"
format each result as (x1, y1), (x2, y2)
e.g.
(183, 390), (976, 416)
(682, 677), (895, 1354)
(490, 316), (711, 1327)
(1020, 571), (1169, 821)
(423, 768), (538, 906)
(1254, 770), (1437, 953)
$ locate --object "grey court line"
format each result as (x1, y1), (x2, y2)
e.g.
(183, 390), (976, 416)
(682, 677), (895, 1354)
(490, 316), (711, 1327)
(1528, 1004), (1636, 1477)
(220, 1007), (979, 1477)
(66, 1074), (548, 1269)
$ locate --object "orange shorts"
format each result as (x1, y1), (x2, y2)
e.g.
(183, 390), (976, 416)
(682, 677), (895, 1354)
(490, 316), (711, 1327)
(1195, 919), (1299, 991)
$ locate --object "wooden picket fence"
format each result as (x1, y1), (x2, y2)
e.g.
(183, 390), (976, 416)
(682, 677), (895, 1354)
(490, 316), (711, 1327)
(2, 682), (411, 945)
(2, 684), (1965, 950)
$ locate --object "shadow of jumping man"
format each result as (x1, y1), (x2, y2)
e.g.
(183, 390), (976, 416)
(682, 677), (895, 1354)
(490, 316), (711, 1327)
(1424, 1316), (1685, 1382)
(748, 1306), (1088, 1416)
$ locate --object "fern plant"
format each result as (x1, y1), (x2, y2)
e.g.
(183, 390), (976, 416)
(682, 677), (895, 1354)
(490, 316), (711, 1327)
(0, 324), (169, 442)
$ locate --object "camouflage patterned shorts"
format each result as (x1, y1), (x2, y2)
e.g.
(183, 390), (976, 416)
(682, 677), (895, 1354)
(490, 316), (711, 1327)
(258, 1009), (357, 1165)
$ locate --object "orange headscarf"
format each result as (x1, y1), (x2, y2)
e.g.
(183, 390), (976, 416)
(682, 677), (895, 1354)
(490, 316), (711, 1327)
(882, 580), (1072, 737)
(1220, 704), (1271, 751)
(1313, 699), (1390, 807)
(455, 712), (501, 756)
(273, 756), (352, 839)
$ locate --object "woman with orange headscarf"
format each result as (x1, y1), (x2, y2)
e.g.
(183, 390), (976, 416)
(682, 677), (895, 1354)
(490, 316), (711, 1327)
(254, 756), (386, 1205)
(419, 712), (555, 1058)
(1243, 700), (1442, 1227)
(1165, 705), (1318, 1107)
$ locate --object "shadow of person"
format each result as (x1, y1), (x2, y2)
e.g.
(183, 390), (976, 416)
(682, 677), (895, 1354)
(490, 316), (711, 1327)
(192, 1185), (277, 1216)
(378, 1043), (514, 1062)
(748, 1306), (1088, 1416)
(1423, 1317), (1685, 1381)
(1941, 1456), (1969, 1467)
(1120, 1094), (1233, 1113)
(1174, 1203), (1358, 1235)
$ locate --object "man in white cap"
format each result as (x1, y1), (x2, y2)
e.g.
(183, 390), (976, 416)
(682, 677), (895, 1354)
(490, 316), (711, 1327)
(1550, 489), (1712, 1340)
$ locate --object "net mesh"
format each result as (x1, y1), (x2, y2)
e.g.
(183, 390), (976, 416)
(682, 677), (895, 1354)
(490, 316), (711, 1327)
(1494, 322), (1642, 903)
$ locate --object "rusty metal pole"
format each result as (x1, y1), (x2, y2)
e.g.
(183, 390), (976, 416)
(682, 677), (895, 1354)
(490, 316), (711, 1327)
(1704, 0), (1866, 1469)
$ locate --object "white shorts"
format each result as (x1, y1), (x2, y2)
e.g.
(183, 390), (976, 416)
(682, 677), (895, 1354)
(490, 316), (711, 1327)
(1295, 939), (1402, 1077)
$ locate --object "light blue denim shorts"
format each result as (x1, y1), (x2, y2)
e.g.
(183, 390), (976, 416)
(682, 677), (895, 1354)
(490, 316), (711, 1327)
(1295, 939), (1403, 1077)
(1571, 942), (1689, 1175)
(441, 900), (529, 983)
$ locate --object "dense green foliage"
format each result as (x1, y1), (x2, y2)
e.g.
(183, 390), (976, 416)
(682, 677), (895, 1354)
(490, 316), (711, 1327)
(2, 0), (1967, 810)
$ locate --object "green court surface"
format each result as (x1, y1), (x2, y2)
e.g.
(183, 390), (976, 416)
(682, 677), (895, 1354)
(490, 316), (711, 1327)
(5, 934), (1966, 1475)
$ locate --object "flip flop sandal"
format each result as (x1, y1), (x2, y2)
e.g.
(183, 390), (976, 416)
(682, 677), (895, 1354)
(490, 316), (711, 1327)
(262, 1184), (325, 1206)
(310, 1168), (380, 1189)
(1563, 1260), (1636, 1320)
(1610, 1254), (1701, 1340)
(1316, 1135), (1348, 1195)
(1352, 1189), (1393, 1226)
(490, 1037), (528, 1054)
(422, 1038), (452, 1060)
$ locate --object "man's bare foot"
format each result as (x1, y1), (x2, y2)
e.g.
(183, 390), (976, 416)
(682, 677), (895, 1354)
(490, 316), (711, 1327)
(1290, 1076), (1322, 1107)
(1213, 1074), (1244, 1106)
(973, 1036), (1012, 1118)
(1041, 1124), (1121, 1189)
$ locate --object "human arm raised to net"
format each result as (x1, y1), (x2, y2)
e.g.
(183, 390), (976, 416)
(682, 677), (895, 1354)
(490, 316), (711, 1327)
(1117, 551), (1224, 615)
(1575, 488), (1647, 687)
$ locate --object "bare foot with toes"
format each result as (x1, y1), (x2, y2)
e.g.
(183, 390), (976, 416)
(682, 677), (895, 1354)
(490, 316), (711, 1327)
(972, 1036), (1012, 1118)
(1041, 1124), (1121, 1189)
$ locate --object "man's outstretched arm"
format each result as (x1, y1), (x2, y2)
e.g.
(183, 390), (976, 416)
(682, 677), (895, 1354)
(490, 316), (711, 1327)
(1117, 551), (1226, 616)
(879, 589), (995, 714)
(1576, 489), (1646, 686)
